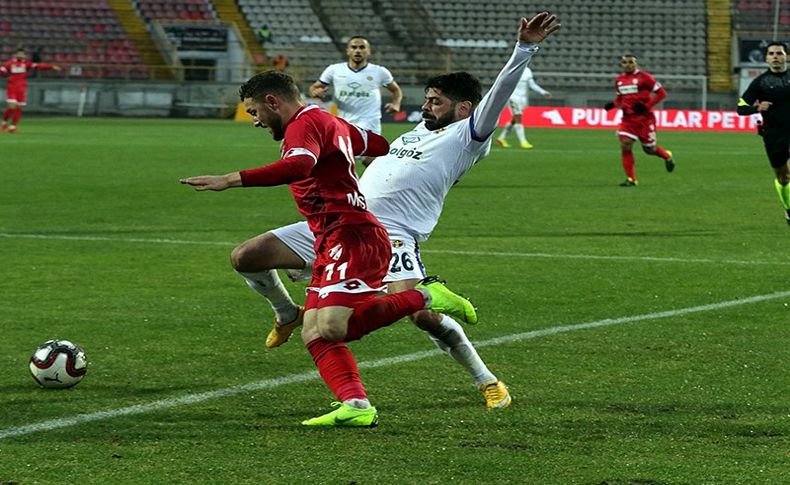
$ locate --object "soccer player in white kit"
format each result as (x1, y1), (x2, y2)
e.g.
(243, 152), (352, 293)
(496, 66), (551, 149)
(308, 36), (402, 134)
(231, 12), (561, 409)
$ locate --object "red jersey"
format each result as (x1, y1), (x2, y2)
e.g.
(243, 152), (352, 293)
(239, 105), (389, 237)
(0, 58), (55, 90)
(613, 70), (663, 118)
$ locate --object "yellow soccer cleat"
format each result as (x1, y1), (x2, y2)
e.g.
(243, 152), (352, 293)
(479, 380), (512, 409)
(520, 141), (534, 149)
(495, 138), (511, 148)
(302, 402), (379, 427)
(265, 306), (304, 349)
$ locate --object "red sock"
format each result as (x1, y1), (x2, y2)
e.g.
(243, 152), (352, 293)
(306, 337), (367, 401)
(3, 108), (10, 121)
(655, 146), (671, 160)
(621, 149), (636, 180)
(11, 108), (21, 125)
(344, 289), (425, 341)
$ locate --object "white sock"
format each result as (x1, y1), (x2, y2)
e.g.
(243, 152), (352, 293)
(498, 124), (512, 140)
(514, 124), (527, 144)
(238, 270), (299, 324)
(426, 314), (496, 386)
(344, 398), (371, 409)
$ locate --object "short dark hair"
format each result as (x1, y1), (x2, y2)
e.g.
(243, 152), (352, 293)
(765, 42), (788, 56)
(347, 36), (369, 45)
(424, 72), (482, 105)
(239, 71), (300, 102)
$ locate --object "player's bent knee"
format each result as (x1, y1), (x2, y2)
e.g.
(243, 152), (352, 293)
(410, 309), (443, 331)
(229, 233), (277, 272)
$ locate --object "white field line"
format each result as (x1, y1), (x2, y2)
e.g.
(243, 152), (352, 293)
(1, 289), (789, 440)
(0, 232), (786, 267)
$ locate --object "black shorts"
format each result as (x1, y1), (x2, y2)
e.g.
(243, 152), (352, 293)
(762, 130), (790, 168)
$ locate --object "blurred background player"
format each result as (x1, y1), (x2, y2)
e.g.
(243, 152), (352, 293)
(0, 48), (60, 134)
(737, 42), (790, 226)
(308, 36), (402, 134)
(496, 65), (551, 148)
(604, 55), (675, 186)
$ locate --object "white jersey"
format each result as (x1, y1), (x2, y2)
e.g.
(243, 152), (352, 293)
(360, 43), (539, 242)
(318, 62), (394, 132)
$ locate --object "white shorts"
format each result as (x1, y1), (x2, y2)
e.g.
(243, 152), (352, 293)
(508, 96), (527, 115)
(271, 221), (427, 283)
(344, 116), (382, 134)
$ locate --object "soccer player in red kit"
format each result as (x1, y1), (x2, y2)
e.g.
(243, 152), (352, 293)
(180, 71), (476, 427)
(604, 55), (675, 186)
(0, 48), (60, 134)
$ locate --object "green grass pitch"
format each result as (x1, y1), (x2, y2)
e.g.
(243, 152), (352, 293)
(1, 118), (788, 484)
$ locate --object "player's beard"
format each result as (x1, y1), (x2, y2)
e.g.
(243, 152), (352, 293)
(423, 108), (456, 131)
(263, 118), (284, 141)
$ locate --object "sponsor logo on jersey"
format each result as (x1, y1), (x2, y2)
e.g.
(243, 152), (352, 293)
(617, 84), (639, 95)
(346, 191), (367, 209)
(338, 81), (371, 98)
(392, 240), (404, 248)
(329, 244), (343, 261)
(401, 135), (421, 144)
(388, 146), (423, 160)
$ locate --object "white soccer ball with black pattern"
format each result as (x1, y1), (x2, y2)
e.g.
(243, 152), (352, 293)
(29, 340), (88, 389)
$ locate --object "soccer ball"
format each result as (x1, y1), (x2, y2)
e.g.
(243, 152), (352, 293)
(29, 340), (88, 389)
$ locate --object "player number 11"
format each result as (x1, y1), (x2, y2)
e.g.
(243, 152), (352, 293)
(325, 262), (348, 281)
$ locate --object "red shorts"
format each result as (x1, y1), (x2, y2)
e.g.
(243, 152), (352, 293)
(618, 113), (656, 146)
(6, 85), (27, 105)
(305, 223), (391, 309)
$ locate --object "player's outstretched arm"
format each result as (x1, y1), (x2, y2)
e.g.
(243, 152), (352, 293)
(518, 12), (561, 44)
(471, 12), (560, 139)
(180, 172), (242, 191)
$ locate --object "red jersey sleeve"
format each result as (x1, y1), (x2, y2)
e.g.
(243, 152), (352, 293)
(239, 154), (314, 186)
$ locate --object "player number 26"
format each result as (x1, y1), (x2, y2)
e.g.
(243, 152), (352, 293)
(390, 252), (414, 273)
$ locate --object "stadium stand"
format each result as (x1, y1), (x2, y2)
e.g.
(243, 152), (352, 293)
(0, 0), (147, 79)
(134, 0), (217, 22)
(235, 0), (338, 80)
(0, 0), (741, 94)
(231, 0), (710, 90)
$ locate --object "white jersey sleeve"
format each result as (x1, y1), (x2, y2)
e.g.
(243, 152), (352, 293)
(472, 42), (539, 140)
(318, 64), (336, 85)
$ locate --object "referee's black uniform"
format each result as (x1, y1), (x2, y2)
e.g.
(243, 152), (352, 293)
(738, 68), (790, 168)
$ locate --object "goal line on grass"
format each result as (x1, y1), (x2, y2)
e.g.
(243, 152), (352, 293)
(1, 289), (788, 440)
